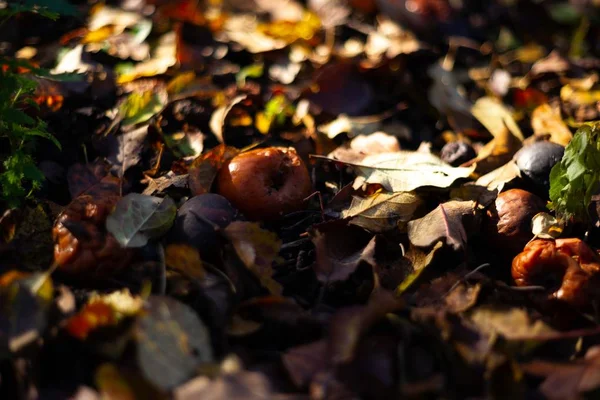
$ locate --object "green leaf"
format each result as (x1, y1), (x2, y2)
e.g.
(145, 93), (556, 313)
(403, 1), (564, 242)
(549, 123), (600, 222)
(24, 129), (62, 150)
(106, 194), (177, 247)
(119, 90), (167, 126)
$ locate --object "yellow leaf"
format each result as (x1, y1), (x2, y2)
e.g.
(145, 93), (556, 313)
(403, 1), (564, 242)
(165, 244), (205, 280)
(531, 104), (572, 146)
(81, 26), (116, 44)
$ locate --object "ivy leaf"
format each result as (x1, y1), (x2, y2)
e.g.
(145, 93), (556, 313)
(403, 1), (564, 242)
(106, 194), (177, 247)
(549, 123), (600, 223)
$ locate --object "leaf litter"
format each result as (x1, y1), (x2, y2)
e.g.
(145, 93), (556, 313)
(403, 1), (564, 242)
(6, 0), (600, 399)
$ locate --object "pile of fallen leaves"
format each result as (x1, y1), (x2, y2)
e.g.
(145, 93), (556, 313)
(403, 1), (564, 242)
(5, 0), (600, 399)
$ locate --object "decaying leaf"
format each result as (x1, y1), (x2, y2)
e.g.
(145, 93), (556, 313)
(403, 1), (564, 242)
(407, 201), (477, 251)
(119, 89), (168, 127)
(0, 271), (53, 354)
(188, 145), (240, 195)
(522, 346), (600, 400)
(165, 243), (205, 280)
(135, 296), (213, 391)
(95, 364), (136, 400)
(106, 194), (177, 248)
(531, 104), (573, 146)
(310, 222), (376, 283)
(468, 306), (556, 342)
(531, 212), (563, 239)
(341, 191), (422, 232)
(107, 124), (149, 177)
(326, 151), (475, 192)
(475, 160), (521, 191)
(395, 241), (444, 294)
(223, 221), (283, 295)
(209, 95), (248, 143)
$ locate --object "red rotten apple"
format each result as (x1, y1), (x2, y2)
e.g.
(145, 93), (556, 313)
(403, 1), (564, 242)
(216, 147), (312, 220)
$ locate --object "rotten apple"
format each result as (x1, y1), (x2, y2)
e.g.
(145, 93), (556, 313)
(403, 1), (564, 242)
(216, 147), (312, 221)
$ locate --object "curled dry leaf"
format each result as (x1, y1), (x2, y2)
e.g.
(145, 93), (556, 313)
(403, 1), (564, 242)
(475, 160), (521, 191)
(223, 221), (283, 295)
(466, 97), (524, 174)
(106, 193), (177, 248)
(407, 200), (477, 251)
(188, 145), (240, 196)
(209, 95), (248, 143)
(531, 104), (572, 146)
(341, 190), (422, 232)
(531, 212), (563, 239)
(395, 241), (444, 294)
(324, 151), (475, 192)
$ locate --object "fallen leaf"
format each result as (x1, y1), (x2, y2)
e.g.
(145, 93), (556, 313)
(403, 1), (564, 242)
(474, 160), (521, 191)
(395, 241), (444, 294)
(142, 173), (188, 196)
(135, 296), (213, 391)
(341, 190), (422, 232)
(427, 63), (474, 132)
(531, 104), (573, 146)
(522, 346), (600, 400)
(321, 151), (475, 192)
(106, 194), (177, 248)
(107, 124), (149, 177)
(467, 97), (524, 173)
(119, 89), (168, 127)
(531, 212), (563, 239)
(165, 243), (205, 280)
(468, 306), (556, 341)
(328, 289), (403, 364)
(282, 340), (329, 388)
(95, 364), (136, 400)
(310, 222), (376, 283)
(188, 145), (240, 195)
(471, 97), (523, 141)
(223, 221), (283, 295)
(116, 31), (177, 84)
(0, 271), (53, 353)
(407, 201), (477, 251)
(209, 95), (248, 143)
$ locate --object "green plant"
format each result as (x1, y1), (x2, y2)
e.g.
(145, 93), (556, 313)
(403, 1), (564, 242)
(0, 1), (77, 207)
(548, 122), (600, 223)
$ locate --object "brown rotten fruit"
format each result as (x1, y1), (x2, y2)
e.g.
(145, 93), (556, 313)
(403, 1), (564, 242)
(484, 188), (546, 257)
(216, 147), (312, 220)
(512, 238), (600, 307)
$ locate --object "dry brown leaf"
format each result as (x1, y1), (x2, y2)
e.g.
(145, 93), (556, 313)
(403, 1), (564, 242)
(224, 222), (283, 295)
(407, 201), (477, 251)
(531, 104), (572, 146)
(310, 222), (376, 283)
(341, 191), (422, 232)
